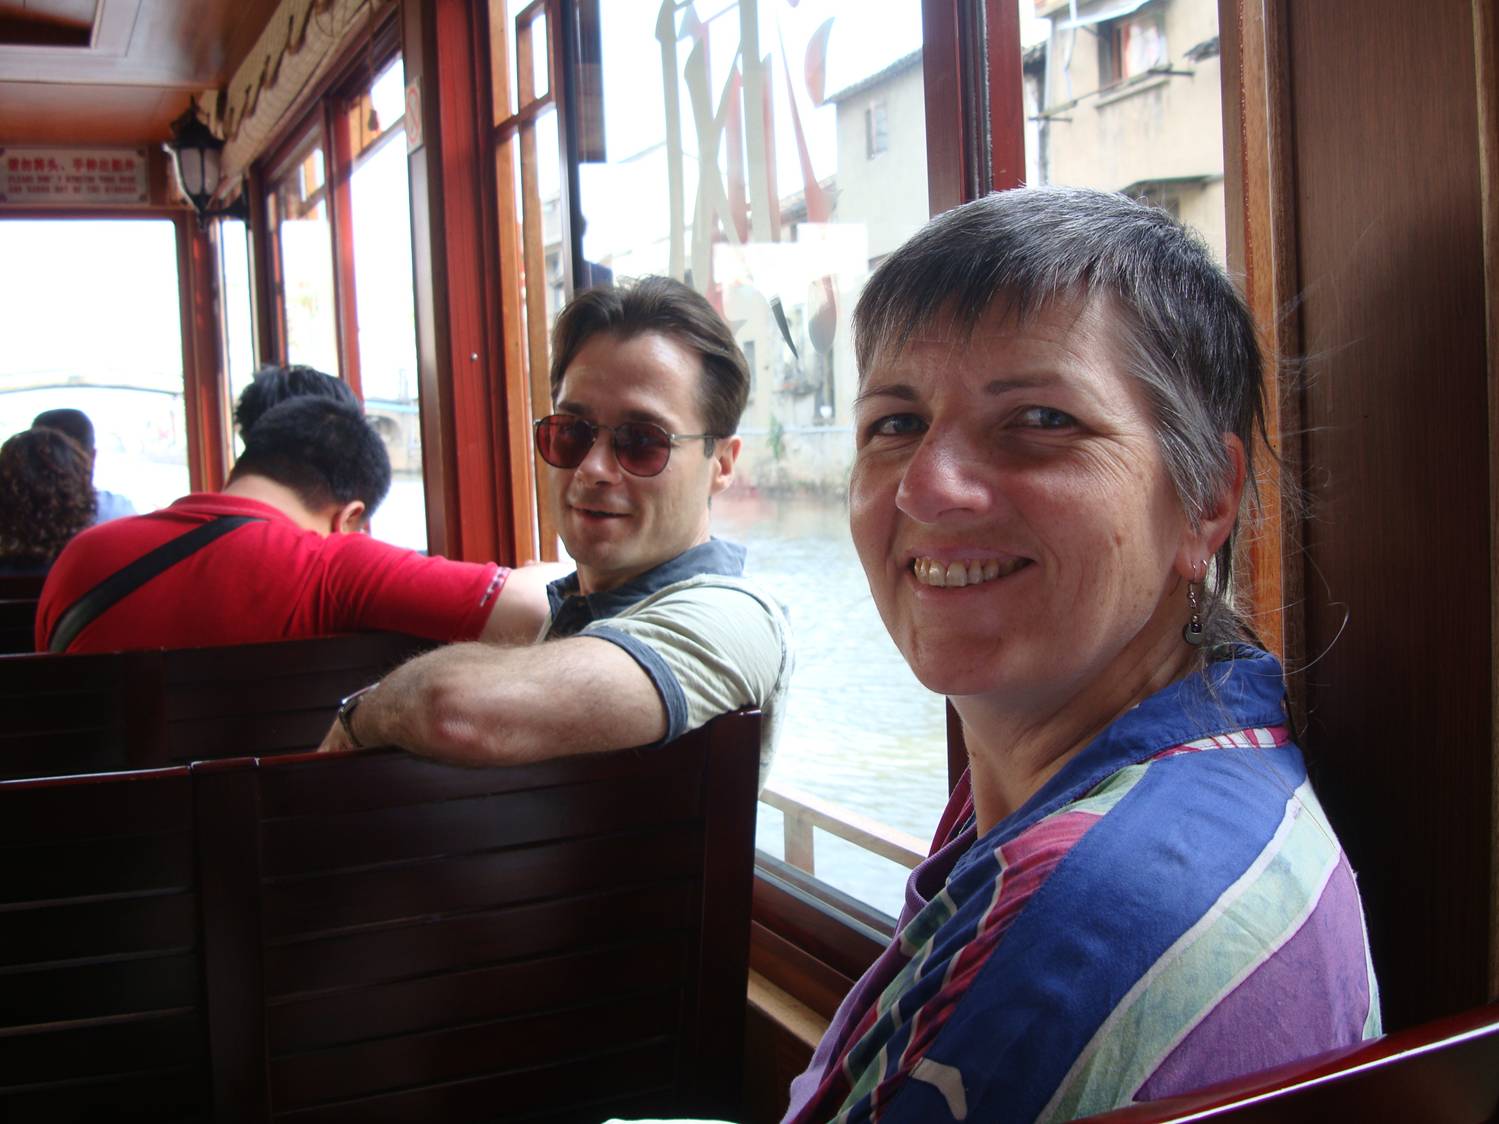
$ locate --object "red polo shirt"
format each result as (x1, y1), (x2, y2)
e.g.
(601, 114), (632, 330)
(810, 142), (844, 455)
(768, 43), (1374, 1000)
(37, 494), (504, 653)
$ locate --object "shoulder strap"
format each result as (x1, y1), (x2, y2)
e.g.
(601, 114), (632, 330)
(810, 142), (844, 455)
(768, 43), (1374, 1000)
(48, 515), (264, 653)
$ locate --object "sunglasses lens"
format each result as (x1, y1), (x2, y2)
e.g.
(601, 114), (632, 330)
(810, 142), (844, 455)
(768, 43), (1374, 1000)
(614, 423), (672, 476)
(536, 416), (595, 468)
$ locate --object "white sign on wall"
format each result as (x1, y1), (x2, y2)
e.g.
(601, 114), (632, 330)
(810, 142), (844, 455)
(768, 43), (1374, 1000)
(0, 146), (149, 205)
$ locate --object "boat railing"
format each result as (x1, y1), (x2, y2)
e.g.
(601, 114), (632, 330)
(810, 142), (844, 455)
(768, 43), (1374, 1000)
(759, 782), (926, 875)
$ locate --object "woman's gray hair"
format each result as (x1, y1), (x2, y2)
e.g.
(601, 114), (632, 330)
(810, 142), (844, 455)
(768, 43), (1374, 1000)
(853, 186), (1266, 649)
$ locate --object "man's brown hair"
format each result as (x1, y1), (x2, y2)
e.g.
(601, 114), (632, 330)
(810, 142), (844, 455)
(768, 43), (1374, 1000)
(548, 276), (750, 438)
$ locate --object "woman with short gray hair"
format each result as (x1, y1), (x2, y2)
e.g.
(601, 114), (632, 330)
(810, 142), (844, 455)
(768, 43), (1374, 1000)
(782, 187), (1380, 1122)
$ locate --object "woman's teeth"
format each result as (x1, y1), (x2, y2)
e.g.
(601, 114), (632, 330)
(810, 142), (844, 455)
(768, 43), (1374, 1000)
(912, 557), (1025, 588)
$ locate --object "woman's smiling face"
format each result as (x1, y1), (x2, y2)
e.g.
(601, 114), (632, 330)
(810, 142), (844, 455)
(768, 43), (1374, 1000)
(848, 296), (1196, 715)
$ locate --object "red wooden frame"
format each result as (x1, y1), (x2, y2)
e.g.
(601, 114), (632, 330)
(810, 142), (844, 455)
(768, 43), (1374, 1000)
(402, 0), (525, 564)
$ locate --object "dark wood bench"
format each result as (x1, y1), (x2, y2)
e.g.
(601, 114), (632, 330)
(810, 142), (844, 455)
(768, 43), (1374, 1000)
(1076, 999), (1499, 1122)
(0, 573), (45, 599)
(0, 631), (433, 780)
(0, 709), (762, 1123)
(0, 765), (210, 1121)
(0, 596), (38, 654)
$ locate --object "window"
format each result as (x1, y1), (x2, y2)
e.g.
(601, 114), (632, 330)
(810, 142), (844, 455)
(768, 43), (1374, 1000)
(865, 100), (889, 158)
(0, 219), (191, 514)
(560, 0), (942, 924)
(345, 57), (426, 551)
(1101, 8), (1167, 86)
(259, 38), (429, 550)
(266, 131), (339, 378)
(489, 0), (567, 561)
(217, 217), (258, 452)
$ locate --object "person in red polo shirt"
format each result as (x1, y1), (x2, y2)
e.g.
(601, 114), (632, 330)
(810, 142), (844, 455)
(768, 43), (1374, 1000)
(36, 396), (550, 653)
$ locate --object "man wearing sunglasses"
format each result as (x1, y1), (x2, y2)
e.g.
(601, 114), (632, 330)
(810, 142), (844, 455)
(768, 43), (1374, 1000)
(320, 277), (790, 781)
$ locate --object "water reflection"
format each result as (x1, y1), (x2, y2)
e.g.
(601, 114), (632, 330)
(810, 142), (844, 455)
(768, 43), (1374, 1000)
(713, 490), (948, 919)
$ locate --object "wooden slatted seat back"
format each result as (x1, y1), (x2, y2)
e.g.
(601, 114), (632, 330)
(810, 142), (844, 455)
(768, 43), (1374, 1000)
(194, 709), (761, 1124)
(1075, 1000), (1499, 1122)
(0, 766), (209, 1122)
(0, 632), (432, 780)
(0, 597), (38, 654)
(154, 632), (431, 762)
(0, 574), (46, 599)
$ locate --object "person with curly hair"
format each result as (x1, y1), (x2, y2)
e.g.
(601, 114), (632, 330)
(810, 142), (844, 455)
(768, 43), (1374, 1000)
(0, 427), (97, 575)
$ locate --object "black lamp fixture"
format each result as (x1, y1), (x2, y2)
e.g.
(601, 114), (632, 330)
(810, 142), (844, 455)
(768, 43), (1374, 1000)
(163, 100), (250, 226)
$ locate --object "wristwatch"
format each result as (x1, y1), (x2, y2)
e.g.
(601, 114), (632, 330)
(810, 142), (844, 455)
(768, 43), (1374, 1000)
(337, 682), (379, 749)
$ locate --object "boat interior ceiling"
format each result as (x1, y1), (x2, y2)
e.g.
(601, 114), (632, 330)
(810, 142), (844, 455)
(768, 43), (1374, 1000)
(0, 0), (279, 144)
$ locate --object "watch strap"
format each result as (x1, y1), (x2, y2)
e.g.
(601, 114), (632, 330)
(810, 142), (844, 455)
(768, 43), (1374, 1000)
(337, 682), (379, 749)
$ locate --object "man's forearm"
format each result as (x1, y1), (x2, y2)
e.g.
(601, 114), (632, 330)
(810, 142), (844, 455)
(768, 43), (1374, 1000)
(329, 637), (668, 766)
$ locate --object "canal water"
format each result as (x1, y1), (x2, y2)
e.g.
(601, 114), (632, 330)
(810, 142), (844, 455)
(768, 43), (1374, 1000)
(711, 490), (950, 920)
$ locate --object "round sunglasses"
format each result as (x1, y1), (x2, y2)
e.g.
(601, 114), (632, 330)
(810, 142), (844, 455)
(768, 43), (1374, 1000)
(533, 414), (725, 478)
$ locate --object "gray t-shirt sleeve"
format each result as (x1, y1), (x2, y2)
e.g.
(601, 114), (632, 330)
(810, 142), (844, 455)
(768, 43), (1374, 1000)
(582, 581), (788, 745)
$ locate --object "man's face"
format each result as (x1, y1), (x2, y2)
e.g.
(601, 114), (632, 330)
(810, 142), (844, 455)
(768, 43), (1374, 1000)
(547, 330), (740, 594)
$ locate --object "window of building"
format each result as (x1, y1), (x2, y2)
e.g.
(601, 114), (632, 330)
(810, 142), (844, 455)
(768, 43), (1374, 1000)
(1101, 8), (1168, 86)
(865, 99), (889, 158)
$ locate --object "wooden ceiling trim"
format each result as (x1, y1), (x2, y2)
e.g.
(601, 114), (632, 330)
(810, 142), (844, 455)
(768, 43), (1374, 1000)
(215, 0), (387, 188)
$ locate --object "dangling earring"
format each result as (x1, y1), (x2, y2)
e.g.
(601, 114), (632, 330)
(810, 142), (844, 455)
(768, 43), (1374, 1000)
(1182, 560), (1205, 647)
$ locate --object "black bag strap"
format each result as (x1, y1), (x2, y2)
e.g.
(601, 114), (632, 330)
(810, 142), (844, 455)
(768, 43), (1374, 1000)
(48, 515), (264, 653)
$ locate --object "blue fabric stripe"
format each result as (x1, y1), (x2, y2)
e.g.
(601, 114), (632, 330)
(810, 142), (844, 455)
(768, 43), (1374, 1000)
(912, 745), (1308, 1123)
(950, 648), (1289, 883)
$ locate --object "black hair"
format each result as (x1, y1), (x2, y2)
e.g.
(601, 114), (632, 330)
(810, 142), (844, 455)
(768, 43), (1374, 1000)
(234, 364), (359, 435)
(32, 408), (95, 453)
(228, 397), (391, 516)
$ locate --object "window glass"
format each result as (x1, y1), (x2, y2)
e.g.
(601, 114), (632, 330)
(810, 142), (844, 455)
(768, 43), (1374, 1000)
(0, 219), (190, 513)
(574, 0), (943, 918)
(218, 217), (257, 453)
(492, 0), (568, 560)
(1026, 0), (1226, 262)
(349, 55), (429, 552)
(268, 135), (340, 376)
(865, 101), (890, 158)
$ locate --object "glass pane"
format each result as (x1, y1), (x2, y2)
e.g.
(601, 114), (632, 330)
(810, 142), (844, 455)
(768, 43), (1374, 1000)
(0, 219), (190, 514)
(218, 217), (258, 452)
(350, 68), (429, 553)
(369, 59), (406, 136)
(575, 0), (941, 919)
(270, 138), (341, 375)
(1024, 0), (1227, 261)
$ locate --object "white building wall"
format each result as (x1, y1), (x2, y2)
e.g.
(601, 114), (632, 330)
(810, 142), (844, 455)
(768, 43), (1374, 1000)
(1034, 0), (1225, 261)
(830, 59), (930, 264)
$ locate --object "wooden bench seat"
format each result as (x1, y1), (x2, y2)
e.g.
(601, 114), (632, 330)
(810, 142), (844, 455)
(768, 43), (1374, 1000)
(0, 708), (762, 1123)
(0, 632), (432, 780)
(0, 766), (209, 1122)
(0, 574), (45, 599)
(0, 596), (38, 654)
